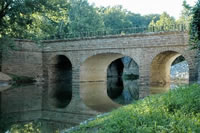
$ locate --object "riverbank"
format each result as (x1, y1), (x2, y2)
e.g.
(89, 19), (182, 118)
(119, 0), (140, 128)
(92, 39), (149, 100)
(65, 84), (200, 133)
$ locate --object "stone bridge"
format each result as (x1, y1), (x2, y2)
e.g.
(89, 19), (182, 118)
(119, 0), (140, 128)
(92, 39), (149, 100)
(40, 31), (197, 92)
(1, 31), (199, 128)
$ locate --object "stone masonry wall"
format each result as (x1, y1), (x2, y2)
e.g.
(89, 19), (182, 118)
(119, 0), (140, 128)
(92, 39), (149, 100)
(1, 40), (43, 80)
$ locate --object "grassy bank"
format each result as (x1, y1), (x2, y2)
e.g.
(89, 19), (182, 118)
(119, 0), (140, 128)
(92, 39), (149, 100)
(68, 84), (200, 133)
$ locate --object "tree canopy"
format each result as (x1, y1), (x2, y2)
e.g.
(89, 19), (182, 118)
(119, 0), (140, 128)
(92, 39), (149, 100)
(148, 12), (176, 30)
(68, 0), (104, 33)
(189, 0), (200, 49)
(0, 0), (69, 39)
(176, 0), (192, 27)
(0, 0), (193, 41)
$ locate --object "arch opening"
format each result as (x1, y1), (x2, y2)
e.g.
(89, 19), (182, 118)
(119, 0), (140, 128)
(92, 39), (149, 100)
(80, 53), (124, 112)
(80, 54), (140, 112)
(107, 56), (139, 105)
(150, 51), (189, 94)
(80, 53), (123, 82)
(48, 55), (72, 108)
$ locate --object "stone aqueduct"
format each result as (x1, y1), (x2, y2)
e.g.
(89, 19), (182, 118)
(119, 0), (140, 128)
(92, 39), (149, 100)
(1, 31), (199, 126)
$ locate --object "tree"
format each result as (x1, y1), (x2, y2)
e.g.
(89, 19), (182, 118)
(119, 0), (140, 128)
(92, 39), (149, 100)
(101, 6), (132, 31)
(177, 0), (192, 28)
(67, 0), (104, 34)
(189, 0), (200, 49)
(127, 13), (160, 27)
(149, 12), (176, 31)
(0, 0), (69, 39)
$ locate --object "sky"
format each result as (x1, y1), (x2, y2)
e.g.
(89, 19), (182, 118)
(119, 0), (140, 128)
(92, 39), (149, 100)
(88, 0), (197, 19)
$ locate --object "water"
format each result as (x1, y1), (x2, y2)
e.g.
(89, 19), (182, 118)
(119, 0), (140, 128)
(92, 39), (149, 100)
(150, 80), (188, 95)
(0, 78), (188, 133)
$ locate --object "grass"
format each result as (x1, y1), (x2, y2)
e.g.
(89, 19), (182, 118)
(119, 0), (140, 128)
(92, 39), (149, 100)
(67, 84), (200, 133)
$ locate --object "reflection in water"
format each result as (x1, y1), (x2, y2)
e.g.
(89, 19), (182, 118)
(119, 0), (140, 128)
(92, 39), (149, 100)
(0, 82), (11, 92)
(107, 77), (123, 99)
(1, 121), (65, 133)
(150, 80), (189, 95)
(0, 80), (189, 132)
(80, 77), (140, 112)
(106, 56), (140, 105)
(80, 81), (120, 112)
(122, 79), (139, 102)
(0, 84), (80, 133)
(107, 77), (139, 105)
(48, 82), (72, 108)
(150, 84), (170, 94)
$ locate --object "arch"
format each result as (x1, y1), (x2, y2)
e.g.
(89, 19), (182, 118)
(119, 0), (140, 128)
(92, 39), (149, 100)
(48, 55), (72, 108)
(107, 58), (124, 78)
(107, 56), (140, 104)
(80, 53), (140, 111)
(150, 50), (189, 86)
(80, 53), (124, 82)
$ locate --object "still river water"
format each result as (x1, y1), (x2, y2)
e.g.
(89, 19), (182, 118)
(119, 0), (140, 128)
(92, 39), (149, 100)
(0, 77), (188, 133)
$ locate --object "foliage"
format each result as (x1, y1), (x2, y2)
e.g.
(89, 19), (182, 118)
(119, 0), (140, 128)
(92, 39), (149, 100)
(0, 0), (166, 40)
(176, 0), (192, 27)
(67, 84), (200, 133)
(1, 121), (61, 133)
(0, 0), (70, 57)
(100, 6), (160, 33)
(127, 13), (160, 27)
(100, 6), (132, 31)
(189, 0), (200, 49)
(7, 122), (41, 133)
(0, 0), (69, 39)
(149, 12), (176, 31)
(68, 0), (104, 33)
(0, 0), (192, 50)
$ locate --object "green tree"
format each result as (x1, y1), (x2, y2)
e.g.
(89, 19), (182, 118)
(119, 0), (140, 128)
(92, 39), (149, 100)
(0, 0), (69, 39)
(101, 6), (132, 31)
(67, 0), (104, 34)
(177, 0), (192, 28)
(189, 0), (200, 49)
(127, 13), (160, 27)
(149, 12), (176, 31)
